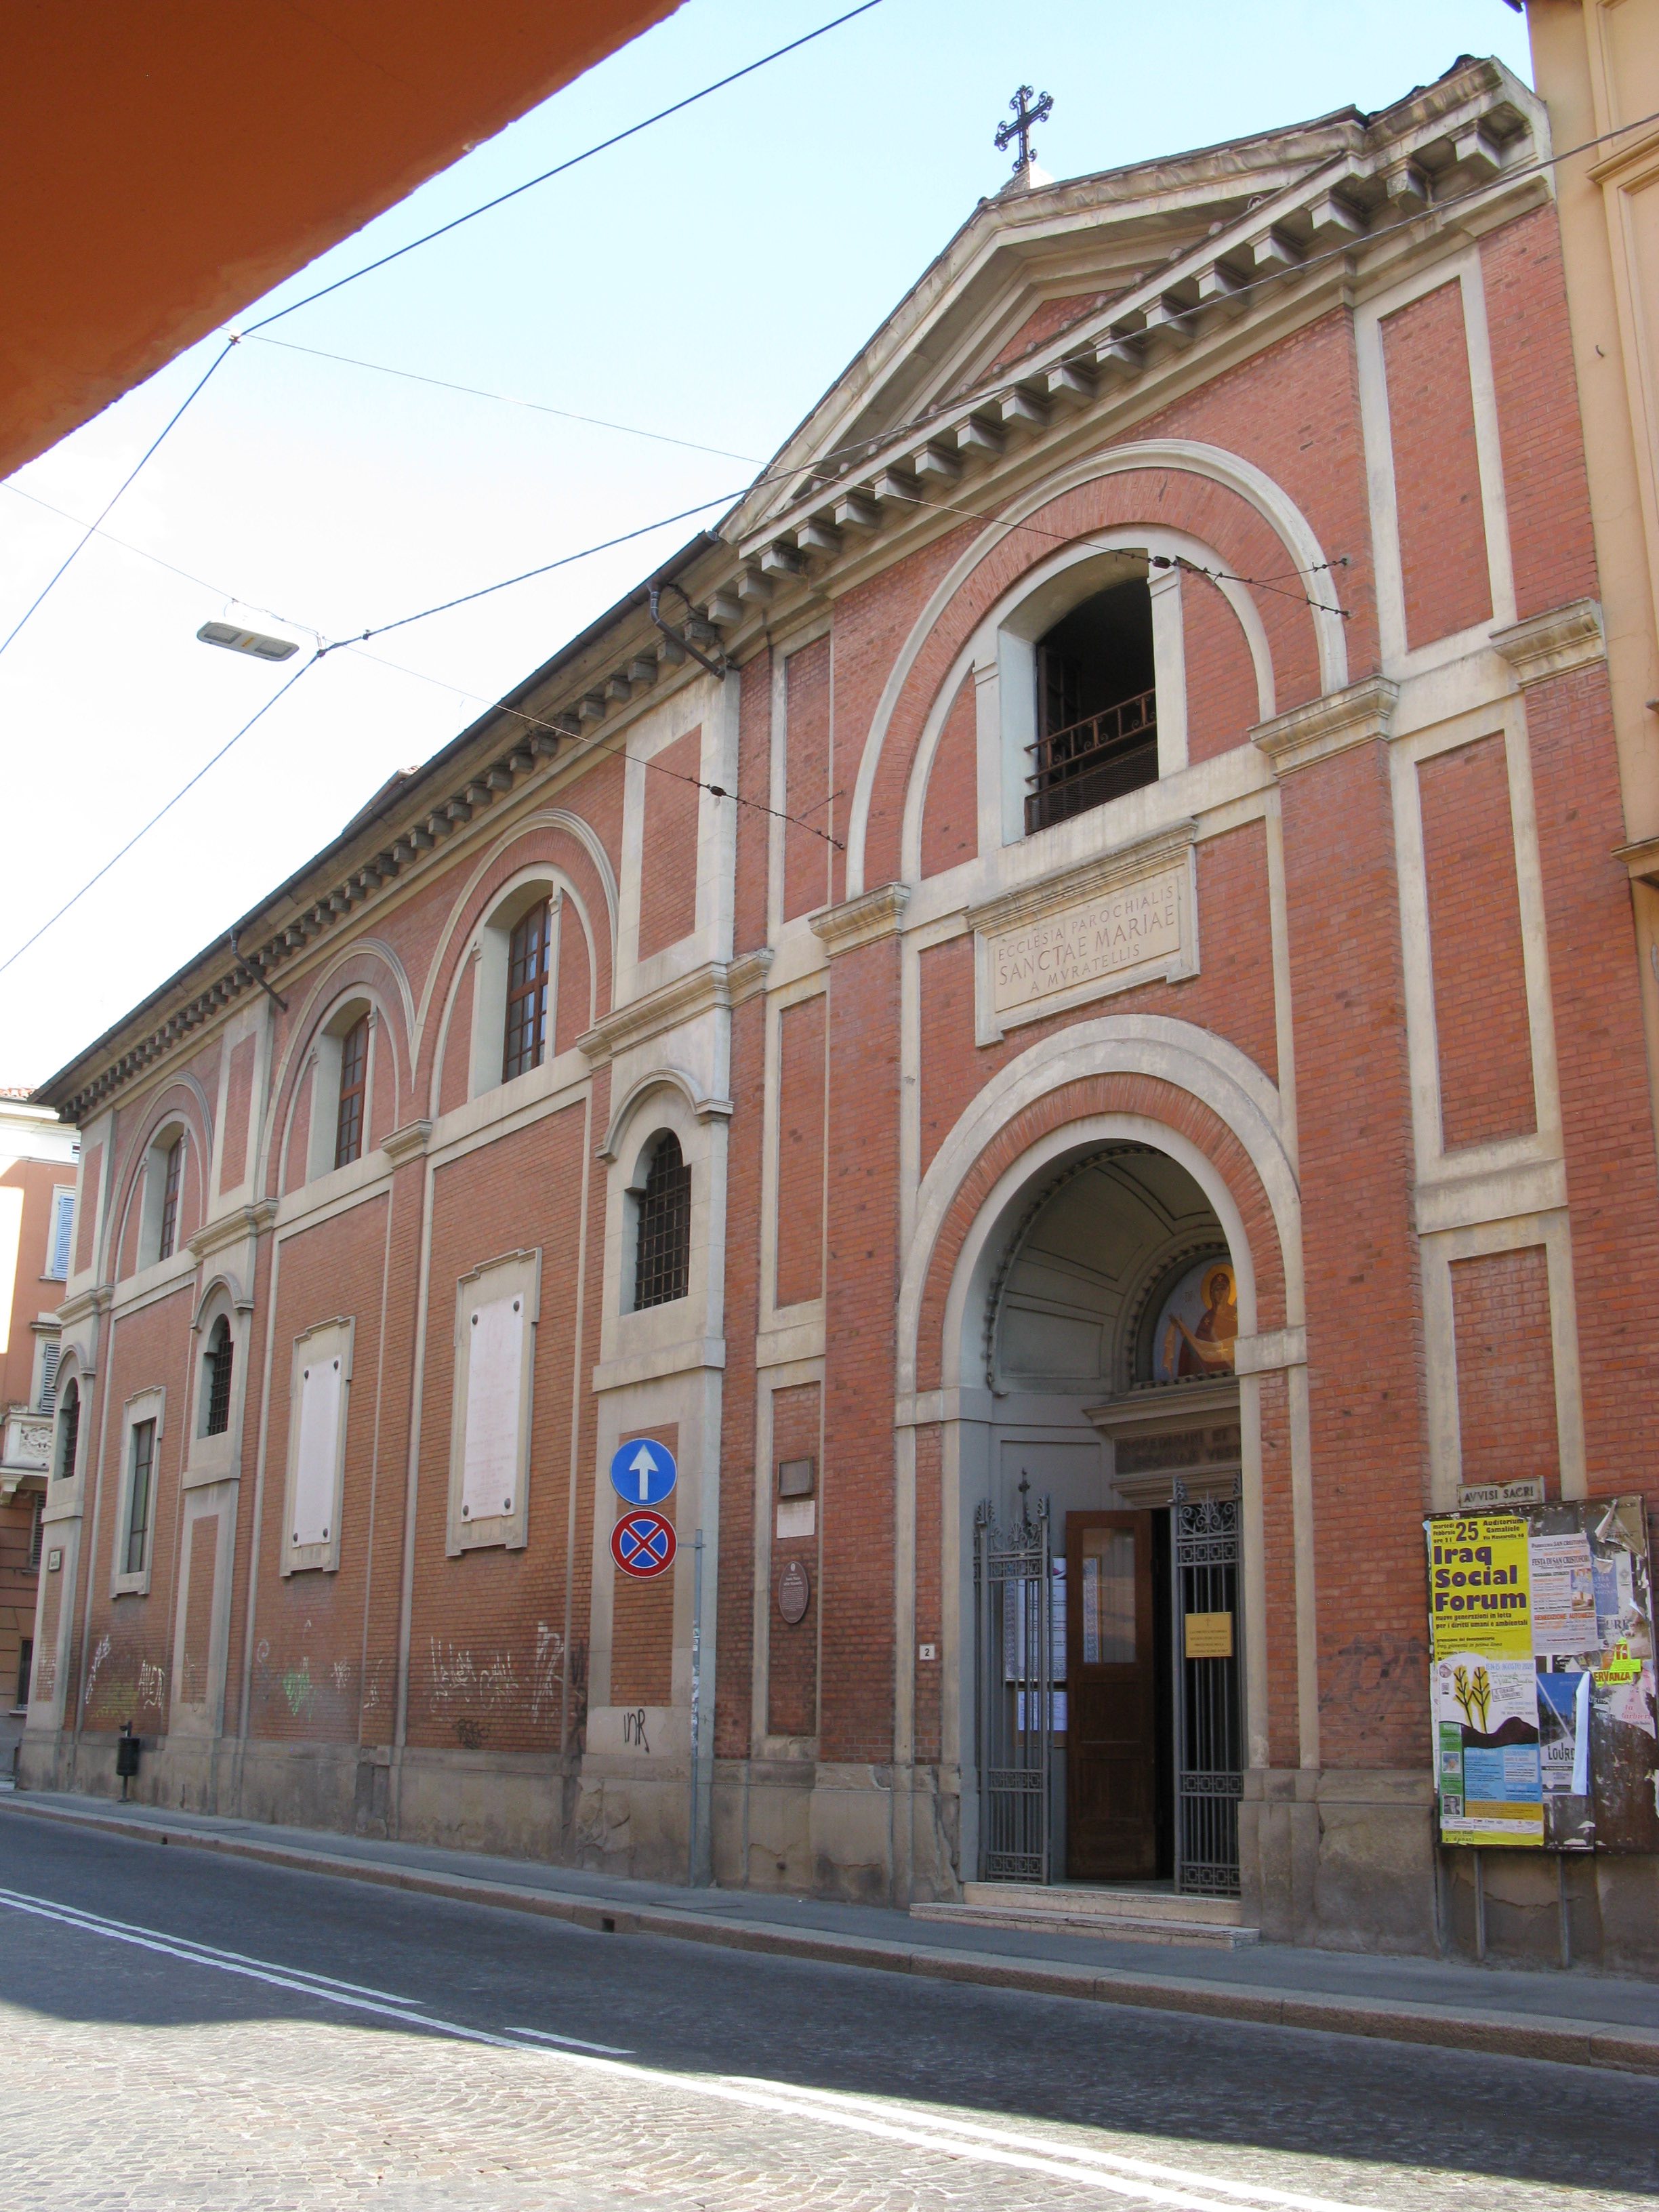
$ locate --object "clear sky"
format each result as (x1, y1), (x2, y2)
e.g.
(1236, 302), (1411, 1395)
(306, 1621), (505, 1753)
(0, 0), (1533, 1087)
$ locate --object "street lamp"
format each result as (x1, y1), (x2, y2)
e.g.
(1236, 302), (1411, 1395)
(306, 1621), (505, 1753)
(197, 619), (299, 661)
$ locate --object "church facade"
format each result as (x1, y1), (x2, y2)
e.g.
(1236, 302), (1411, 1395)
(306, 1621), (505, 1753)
(27, 54), (1659, 1966)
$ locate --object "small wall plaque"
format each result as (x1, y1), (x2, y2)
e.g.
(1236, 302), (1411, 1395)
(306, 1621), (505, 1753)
(1184, 1610), (1233, 1660)
(777, 1456), (815, 1498)
(777, 1559), (811, 1626)
(46, 1547), (62, 1573)
(1456, 1477), (1546, 1511)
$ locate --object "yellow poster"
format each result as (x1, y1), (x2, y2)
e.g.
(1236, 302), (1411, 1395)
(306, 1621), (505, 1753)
(1426, 1513), (1544, 1847)
(1427, 1513), (1533, 1661)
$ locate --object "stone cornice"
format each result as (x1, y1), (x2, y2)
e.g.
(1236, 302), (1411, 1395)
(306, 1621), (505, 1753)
(56, 1285), (110, 1330)
(808, 883), (911, 956)
(966, 821), (1197, 940)
(1490, 598), (1605, 689)
(578, 954), (771, 1066)
(382, 1120), (434, 1167)
(188, 1198), (278, 1266)
(1251, 677), (1398, 775)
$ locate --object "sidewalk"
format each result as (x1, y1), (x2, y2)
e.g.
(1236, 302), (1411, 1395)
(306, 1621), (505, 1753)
(3, 1787), (1656, 2076)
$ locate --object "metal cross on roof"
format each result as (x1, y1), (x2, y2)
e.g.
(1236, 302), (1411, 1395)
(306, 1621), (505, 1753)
(995, 85), (1053, 176)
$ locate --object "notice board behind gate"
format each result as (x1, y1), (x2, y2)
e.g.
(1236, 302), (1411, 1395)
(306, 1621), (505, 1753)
(1423, 1497), (1657, 1853)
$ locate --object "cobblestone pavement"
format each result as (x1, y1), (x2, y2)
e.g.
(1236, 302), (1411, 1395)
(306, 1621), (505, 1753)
(0, 1819), (1654, 2211)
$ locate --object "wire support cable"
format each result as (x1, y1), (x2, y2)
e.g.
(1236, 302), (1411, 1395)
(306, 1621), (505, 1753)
(241, 1), (888, 335)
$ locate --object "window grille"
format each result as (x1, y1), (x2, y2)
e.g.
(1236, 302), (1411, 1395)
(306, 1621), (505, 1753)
(633, 1132), (691, 1311)
(54, 1380), (79, 1481)
(205, 1317), (234, 1436)
(333, 1015), (369, 1168)
(37, 1341), (60, 1414)
(126, 1418), (156, 1575)
(503, 901), (552, 1080)
(158, 1137), (184, 1261)
(15, 1637), (31, 1711)
(26, 1496), (43, 1575)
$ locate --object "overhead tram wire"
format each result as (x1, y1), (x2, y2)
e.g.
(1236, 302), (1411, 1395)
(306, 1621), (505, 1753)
(0, 1), (886, 673)
(0, 340), (237, 665)
(0, 649), (321, 984)
(240, 0), (888, 335)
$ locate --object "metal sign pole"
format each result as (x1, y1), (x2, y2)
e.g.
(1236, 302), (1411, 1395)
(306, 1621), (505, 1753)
(688, 1528), (704, 1889)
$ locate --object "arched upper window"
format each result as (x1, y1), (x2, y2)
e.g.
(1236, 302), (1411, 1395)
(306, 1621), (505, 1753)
(157, 1134), (184, 1260)
(504, 899), (553, 1080)
(333, 1015), (369, 1168)
(54, 1377), (81, 1481)
(633, 1132), (691, 1310)
(1027, 578), (1156, 833)
(203, 1315), (234, 1436)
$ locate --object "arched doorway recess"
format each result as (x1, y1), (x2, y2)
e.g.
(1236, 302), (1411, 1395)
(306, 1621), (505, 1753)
(977, 1142), (1244, 1896)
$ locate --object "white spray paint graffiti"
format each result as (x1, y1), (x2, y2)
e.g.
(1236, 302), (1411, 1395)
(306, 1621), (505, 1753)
(136, 1661), (167, 1709)
(531, 1624), (565, 1722)
(82, 1634), (110, 1708)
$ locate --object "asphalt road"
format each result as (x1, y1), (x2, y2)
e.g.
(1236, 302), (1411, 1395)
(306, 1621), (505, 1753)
(0, 1811), (1653, 2211)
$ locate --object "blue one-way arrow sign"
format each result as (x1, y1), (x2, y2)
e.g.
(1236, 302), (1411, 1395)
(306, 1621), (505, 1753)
(609, 1437), (678, 1506)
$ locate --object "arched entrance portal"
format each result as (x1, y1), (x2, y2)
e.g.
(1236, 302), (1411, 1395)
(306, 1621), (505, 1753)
(979, 1142), (1244, 1896)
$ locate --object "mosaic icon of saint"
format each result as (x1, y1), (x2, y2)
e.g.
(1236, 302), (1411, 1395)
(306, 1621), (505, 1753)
(1162, 1262), (1237, 1378)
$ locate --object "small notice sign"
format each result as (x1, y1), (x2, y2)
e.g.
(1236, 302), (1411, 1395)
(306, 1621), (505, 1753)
(1184, 1611), (1233, 1660)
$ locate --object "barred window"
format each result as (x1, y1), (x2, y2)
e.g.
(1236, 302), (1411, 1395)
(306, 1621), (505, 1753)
(333, 1015), (369, 1168)
(158, 1136), (184, 1261)
(503, 902), (552, 1081)
(26, 1496), (43, 1574)
(633, 1132), (691, 1311)
(54, 1380), (79, 1481)
(126, 1418), (156, 1576)
(205, 1316), (234, 1436)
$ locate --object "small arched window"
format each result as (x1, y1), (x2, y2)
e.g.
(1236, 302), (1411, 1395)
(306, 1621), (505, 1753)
(333, 1015), (369, 1168)
(504, 900), (552, 1080)
(204, 1315), (235, 1436)
(633, 1132), (691, 1311)
(54, 1378), (80, 1481)
(157, 1134), (184, 1261)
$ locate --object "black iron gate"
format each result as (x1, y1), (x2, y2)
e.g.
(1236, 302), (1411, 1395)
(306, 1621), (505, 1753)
(973, 1481), (1053, 1883)
(1172, 1493), (1242, 1896)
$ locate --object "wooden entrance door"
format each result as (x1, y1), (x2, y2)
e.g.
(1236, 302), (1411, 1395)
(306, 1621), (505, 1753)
(1066, 1511), (1158, 1881)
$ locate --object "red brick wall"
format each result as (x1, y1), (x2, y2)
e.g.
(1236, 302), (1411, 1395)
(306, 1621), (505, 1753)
(1380, 281), (1491, 649)
(1451, 1246), (1559, 1492)
(1277, 739), (1427, 1771)
(1482, 207), (1598, 622)
(81, 1283), (194, 1734)
(251, 1199), (388, 1744)
(554, 897), (594, 1054)
(775, 993), (826, 1309)
(1527, 664), (1659, 1490)
(636, 728), (701, 959)
(1256, 1370), (1299, 1767)
(409, 1105), (588, 1752)
(820, 935), (902, 1764)
(784, 638), (835, 922)
(912, 1422), (942, 1764)
(176, 1513), (219, 1705)
(1418, 733), (1535, 1149)
(917, 821), (1278, 1178)
(1183, 571), (1261, 764)
(714, 996), (764, 1761)
(283, 1067), (312, 1196)
(218, 1040), (255, 1192)
(734, 651), (773, 955)
(767, 1381), (820, 1738)
(919, 674), (978, 879)
(611, 1423), (678, 1709)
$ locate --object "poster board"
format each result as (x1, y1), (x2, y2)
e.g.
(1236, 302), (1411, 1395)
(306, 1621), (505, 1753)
(1424, 1498), (1656, 1851)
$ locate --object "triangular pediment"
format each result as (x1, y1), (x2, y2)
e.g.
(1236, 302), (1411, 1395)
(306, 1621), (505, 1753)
(729, 104), (1374, 537)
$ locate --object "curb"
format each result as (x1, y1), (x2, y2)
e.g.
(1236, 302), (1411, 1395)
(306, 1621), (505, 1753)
(5, 1796), (1656, 2077)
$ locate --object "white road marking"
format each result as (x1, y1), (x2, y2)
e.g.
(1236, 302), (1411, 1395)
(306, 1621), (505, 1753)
(0, 1882), (422, 2006)
(508, 2024), (634, 2055)
(0, 1884), (1389, 2211)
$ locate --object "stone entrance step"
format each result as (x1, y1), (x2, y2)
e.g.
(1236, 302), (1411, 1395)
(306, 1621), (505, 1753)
(911, 1881), (1258, 1948)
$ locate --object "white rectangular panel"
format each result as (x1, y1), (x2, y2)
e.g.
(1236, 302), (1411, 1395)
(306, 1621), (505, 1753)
(292, 1354), (342, 1547)
(462, 1294), (524, 1523)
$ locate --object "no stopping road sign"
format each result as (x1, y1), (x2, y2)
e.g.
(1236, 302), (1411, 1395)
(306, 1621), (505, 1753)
(612, 1508), (676, 1578)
